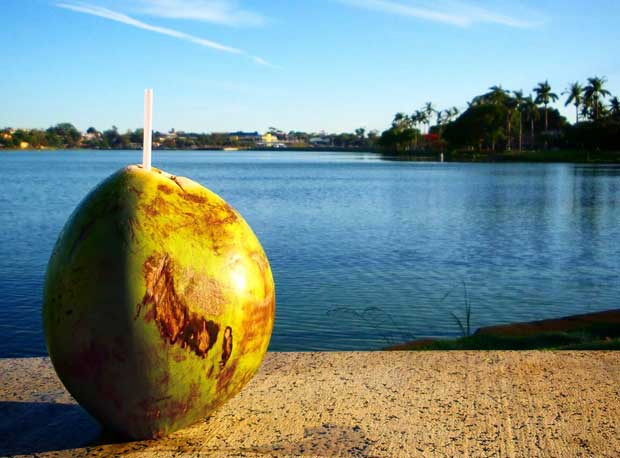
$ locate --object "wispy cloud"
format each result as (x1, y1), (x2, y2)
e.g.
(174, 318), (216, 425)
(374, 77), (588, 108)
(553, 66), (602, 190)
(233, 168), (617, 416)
(134, 0), (265, 27)
(251, 55), (281, 70)
(55, 2), (274, 66)
(339, 0), (542, 28)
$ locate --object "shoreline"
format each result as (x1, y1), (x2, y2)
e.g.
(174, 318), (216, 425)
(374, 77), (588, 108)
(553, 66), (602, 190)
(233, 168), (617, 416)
(2, 309), (618, 359)
(387, 308), (620, 350)
(1, 147), (620, 163)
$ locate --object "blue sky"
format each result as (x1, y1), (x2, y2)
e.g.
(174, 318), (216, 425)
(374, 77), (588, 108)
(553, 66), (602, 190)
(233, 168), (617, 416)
(2, 0), (620, 133)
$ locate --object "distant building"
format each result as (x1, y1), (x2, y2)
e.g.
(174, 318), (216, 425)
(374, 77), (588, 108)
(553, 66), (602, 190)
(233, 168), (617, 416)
(228, 131), (260, 142)
(19, 141), (30, 149)
(82, 132), (99, 141)
(309, 136), (331, 146)
(258, 132), (288, 148)
(261, 132), (278, 145)
(157, 129), (178, 142)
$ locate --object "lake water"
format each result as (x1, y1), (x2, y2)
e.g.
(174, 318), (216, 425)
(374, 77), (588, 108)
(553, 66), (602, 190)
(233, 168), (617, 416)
(1, 150), (619, 357)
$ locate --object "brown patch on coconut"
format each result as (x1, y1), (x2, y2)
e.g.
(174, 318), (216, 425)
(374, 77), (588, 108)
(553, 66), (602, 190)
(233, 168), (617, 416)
(135, 254), (220, 358)
(157, 184), (173, 194)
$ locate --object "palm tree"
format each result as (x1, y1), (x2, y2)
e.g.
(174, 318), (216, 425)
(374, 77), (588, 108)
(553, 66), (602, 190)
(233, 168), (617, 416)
(584, 76), (611, 120)
(513, 90), (525, 152)
(444, 106), (459, 122)
(580, 101), (591, 121)
(523, 96), (539, 148)
(610, 96), (620, 118)
(505, 96), (518, 151)
(413, 109), (427, 130)
(410, 111), (424, 148)
(410, 110), (422, 128)
(436, 107), (459, 137)
(392, 112), (409, 129)
(435, 110), (444, 127)
(488, 85), (508, 105)
(563, 82), (583, 124)
(423, 102), (435, 133)
(533, 80), (559, 132)
(477, 85), (515, 150)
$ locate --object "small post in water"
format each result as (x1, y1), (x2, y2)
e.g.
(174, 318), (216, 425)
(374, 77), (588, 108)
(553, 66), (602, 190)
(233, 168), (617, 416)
(142, 89), (153, 170)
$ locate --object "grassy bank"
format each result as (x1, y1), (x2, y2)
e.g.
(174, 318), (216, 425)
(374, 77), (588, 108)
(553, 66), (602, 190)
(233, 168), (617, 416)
(387, 309), (620, 350)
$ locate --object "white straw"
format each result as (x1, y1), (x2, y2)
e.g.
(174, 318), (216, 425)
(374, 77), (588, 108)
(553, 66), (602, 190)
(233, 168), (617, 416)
(142, 89), (153, 170)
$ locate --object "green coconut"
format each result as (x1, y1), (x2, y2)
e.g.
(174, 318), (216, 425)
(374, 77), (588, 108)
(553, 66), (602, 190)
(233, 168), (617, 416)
(43, 165), (275, 439)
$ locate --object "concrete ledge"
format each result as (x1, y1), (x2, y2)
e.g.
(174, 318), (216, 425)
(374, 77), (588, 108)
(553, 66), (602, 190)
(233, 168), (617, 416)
(1, 352), (620, 457)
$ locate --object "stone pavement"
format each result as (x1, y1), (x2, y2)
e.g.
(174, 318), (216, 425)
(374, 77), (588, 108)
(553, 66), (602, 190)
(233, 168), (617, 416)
(1, 351), (619, 457)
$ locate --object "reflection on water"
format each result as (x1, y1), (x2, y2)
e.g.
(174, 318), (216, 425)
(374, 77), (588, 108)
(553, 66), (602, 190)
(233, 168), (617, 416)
(0, 150), (619, 355)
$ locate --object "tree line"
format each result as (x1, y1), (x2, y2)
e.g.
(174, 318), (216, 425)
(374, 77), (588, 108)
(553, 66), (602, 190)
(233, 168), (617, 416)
(2, 76), (619, 155)
(378, 76), (620, 154)
(0, 124), (380, 150)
